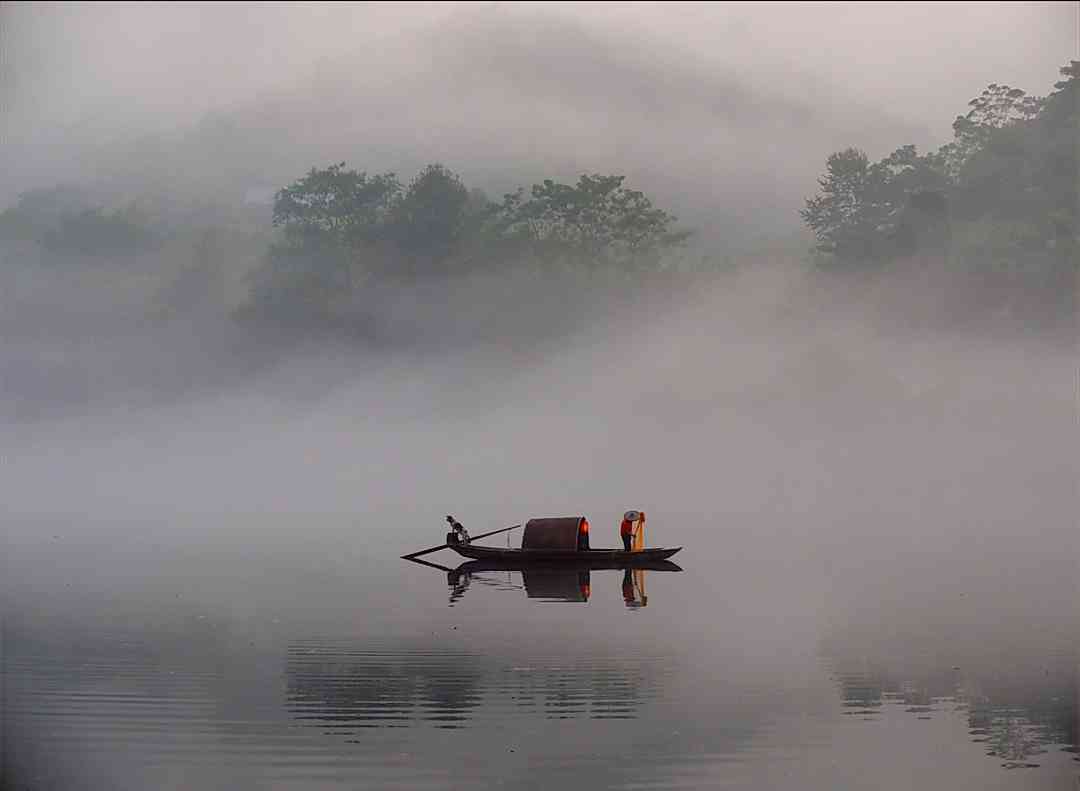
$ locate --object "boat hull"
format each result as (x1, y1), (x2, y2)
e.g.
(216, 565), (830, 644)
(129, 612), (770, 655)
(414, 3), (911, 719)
(451, 544), (681, 566)
(452, 557), (682, 575)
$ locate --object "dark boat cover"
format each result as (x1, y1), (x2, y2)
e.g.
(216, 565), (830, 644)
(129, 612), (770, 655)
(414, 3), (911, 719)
(522, 517), (585, 551)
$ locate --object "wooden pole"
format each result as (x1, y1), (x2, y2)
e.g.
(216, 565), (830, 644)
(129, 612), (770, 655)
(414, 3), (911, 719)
(400, 524), (521, 560)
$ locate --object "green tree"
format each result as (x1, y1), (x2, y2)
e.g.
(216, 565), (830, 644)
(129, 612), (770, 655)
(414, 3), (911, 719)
(388, 164), (471, 274)
(939, 84), (1042, 183)
(260, 163), (401, 310)
(800, 148), (879, 261)
(272, 162), (400, 246)
(802, 146), (947, 264)
(496, 173), (688, 270)
(803, 60), (1077, 320)
(246, 164), (692, 324)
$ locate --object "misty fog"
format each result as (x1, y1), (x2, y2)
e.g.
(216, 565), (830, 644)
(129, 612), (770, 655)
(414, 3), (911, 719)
(1, 3), (1076, 790)
(5, 257), (1075, 647)
(2, 3), (1074, 240)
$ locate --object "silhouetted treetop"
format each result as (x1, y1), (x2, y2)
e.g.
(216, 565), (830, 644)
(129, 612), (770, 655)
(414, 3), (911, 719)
(803, 60), (1078, 275)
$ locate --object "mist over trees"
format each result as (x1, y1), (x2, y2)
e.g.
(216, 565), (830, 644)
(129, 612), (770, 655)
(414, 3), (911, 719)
(0, 60), (1075, 343)
(245, 164), (692, 325)
(802, 61), (1078, 292)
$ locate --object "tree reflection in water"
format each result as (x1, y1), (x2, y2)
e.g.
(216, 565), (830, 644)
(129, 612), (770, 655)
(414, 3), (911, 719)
(285, 640), (660, 732)
(830, 656), (1077, 771)
(287, 561), (682, 733)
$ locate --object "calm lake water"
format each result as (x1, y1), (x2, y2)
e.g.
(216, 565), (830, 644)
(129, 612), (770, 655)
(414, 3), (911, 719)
(2, 320), (1076, 790)
(3, 513), (1075, 791)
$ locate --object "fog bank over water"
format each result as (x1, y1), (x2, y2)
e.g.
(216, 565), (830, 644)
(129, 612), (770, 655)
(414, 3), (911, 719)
(2, 3), (1074, 241)
(3, 262), (1074, 639)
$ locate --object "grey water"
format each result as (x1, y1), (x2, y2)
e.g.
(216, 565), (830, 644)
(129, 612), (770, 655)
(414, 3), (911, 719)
(2, 275), (1076, 791)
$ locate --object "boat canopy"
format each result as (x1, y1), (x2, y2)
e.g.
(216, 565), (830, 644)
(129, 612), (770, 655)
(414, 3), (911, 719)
(522, 517), (587, 551)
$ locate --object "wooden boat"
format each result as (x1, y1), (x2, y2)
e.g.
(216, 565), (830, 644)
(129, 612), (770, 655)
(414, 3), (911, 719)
(448, 516), (681, 566)
(451, 543), (681, 565)
(449, 553), (682, 570)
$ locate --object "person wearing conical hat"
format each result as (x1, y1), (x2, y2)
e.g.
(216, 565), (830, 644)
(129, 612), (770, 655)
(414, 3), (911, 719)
(620, 510), (640, 553)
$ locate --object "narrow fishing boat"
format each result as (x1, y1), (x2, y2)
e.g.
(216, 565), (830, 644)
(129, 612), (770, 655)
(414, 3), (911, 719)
(402, 513), (681, 566)
(449, 556), (683, 573)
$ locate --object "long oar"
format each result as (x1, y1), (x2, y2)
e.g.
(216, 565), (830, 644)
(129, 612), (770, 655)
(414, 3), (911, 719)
(401, 524), (521, 560)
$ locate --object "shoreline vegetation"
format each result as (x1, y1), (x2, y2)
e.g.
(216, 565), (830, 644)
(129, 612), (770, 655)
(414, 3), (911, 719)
(1, 62), (1075, 347)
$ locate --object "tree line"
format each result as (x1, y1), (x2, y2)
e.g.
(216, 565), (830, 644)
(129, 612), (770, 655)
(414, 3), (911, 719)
(0, 186), (160, 257)
(802, 61), (1078, 284)
(246, 165), (691, 320)
(2, 61), (1073, 329)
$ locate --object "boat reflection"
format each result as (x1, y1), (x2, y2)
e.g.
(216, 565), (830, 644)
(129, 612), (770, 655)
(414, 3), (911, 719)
(405, 556), (681, 605)
(621, 568), (647, 609)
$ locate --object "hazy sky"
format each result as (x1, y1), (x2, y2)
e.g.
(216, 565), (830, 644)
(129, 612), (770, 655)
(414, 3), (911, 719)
(1, 2), (1076, 233)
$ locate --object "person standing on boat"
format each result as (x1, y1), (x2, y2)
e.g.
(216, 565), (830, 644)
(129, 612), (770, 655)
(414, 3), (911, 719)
(620, 511), (639, 553)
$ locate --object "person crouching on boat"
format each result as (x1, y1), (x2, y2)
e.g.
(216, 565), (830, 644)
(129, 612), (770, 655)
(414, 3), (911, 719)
(620, 511), (640, 553)
(446, 515), (470, 544)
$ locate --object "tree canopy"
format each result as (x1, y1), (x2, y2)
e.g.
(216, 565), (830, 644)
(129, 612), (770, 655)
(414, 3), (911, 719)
(390, 164), (472, 267)
(248, 162), (691, 321)
(495, 174), (689, 270)
(272, 163), (401, 244)
(803, 60), (1078, 276)
(0, 186), (159, 256)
